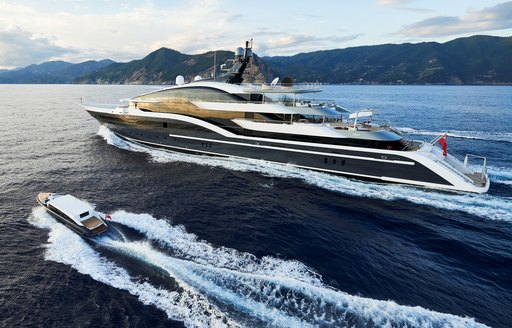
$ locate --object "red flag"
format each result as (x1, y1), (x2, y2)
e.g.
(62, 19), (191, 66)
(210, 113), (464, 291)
(438, 134), (447, 156)
(106, 214), (112, 220)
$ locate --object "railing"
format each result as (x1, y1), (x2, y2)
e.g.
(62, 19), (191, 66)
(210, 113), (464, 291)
(429, 134), (444, 145)
(239, 118), (291, 124)
(133, 93), (336, 107)
(289, 98), (339, 108)
(389, 126), (415, 150)
(429, 134), (488, 184)
(83, 102), (127, 109)
(464, 154), (488, 181)
(446, 147), (466, 163)
(244, 82), (323, 91)
(239, 117), (341, 125)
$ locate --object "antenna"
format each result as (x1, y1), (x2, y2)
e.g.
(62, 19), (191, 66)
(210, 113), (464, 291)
(213, 51), (216, 81)
(223, 39), (254, 84)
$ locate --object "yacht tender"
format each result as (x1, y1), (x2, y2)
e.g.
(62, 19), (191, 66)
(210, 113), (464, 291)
(37, 193), (109, 237)
(83, 41), (489, 193)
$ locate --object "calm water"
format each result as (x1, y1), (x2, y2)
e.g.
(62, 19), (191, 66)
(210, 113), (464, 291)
(0, 84), (511, 327)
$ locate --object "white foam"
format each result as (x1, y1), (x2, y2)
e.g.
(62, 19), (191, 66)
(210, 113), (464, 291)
(29, 207), (489, 327)
(109, 210), (324, 286)
(29, 207), (237, 328)
(102, 238), (310, 327)
(106, 211), (488, 327)
(99, 126), (512, 222)
(398, 127), (512, 143)
(488, 166), (512, 186)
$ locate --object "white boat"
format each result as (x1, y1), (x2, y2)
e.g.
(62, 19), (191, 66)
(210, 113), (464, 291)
(37, 193), (109, 237)
(83, 41), (489, 193)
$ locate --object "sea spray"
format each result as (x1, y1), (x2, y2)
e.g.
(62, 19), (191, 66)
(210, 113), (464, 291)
(98, 126), (512, 222)
(29, 207), (489, 327)
(29, 207), (238, 328)
(397, 128), (512, 143)
(105, 210), (489, 327)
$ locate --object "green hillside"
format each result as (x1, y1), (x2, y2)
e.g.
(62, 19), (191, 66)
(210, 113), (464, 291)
(2, 35), (510, 85)
(75, 48), (236, 84)
(0, 60), (114, 83)
(263, 35), (512, 84)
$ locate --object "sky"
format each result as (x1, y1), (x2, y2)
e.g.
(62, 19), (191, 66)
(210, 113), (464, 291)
(0, 0), (511, 69)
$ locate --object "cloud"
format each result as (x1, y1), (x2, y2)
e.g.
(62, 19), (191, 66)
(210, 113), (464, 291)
(397, 1), (512, 37)
(0, 0), (246, 64)
(375, 0), (432, 13)
(0, 1), (365, 65)
(0, 26), (78, 68)
(255, 33), (363, 56)
(376, 0), (411, 5)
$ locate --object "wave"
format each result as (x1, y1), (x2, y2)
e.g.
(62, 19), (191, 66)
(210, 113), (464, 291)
(488, 166), (512, 186)
(98, 126), (512, 222)
(29, 207), (488, 327)
(29, 207), (235, 327)
(398, 127), (512, 143)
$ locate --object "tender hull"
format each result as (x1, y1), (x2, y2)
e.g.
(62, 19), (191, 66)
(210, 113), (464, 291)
(86, 108), (489, 193)
(36, 193), (109, 237)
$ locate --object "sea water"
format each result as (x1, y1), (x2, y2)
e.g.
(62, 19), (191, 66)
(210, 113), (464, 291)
(0, 84), (511, 327)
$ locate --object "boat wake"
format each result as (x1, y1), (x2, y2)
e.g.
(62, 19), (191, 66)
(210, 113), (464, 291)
(488, 166), (512, 186)
(29, 207), (488, 327)
(98, 126), (512, 222)
(398, 127), (512, 143)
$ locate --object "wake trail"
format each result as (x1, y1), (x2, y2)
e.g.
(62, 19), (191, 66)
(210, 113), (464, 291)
(98, 126), (512, 222)
(29, 207), (489, 328)
(29, 207), (237, 327)
(488, 166), (512, 186)
(398, 127), (512, 143)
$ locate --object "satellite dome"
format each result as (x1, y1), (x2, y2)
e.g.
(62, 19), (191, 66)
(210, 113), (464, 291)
(175, 75), (185, 85)
(194, 75), (202, 81)
(235, 47), (244, 57)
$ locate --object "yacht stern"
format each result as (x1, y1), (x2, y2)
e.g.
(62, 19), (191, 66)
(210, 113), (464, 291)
(416, 141), (489, 193)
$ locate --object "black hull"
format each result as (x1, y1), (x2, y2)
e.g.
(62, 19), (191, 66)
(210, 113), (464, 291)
(91, 112), (452, 188)
(43, 206), (91, 236)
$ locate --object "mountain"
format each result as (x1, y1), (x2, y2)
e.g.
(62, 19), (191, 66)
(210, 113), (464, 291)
(2, 35), (511, 84)
(263, 35), (512, 84)
(0, 59), (115, 83)
(75, 48), (273, 84)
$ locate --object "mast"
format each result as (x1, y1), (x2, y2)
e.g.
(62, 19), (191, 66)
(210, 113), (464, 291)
(223, 39), (253, 84)
(213, 51), (217, 81)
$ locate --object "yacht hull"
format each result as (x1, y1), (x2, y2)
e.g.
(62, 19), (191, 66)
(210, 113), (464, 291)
(87, 109), (489, 193)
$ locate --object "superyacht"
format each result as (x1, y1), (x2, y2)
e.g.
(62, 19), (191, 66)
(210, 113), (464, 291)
(83, 41), (489, 193)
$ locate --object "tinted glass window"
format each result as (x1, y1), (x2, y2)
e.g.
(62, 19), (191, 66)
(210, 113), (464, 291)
(144, 87), (241, 102)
